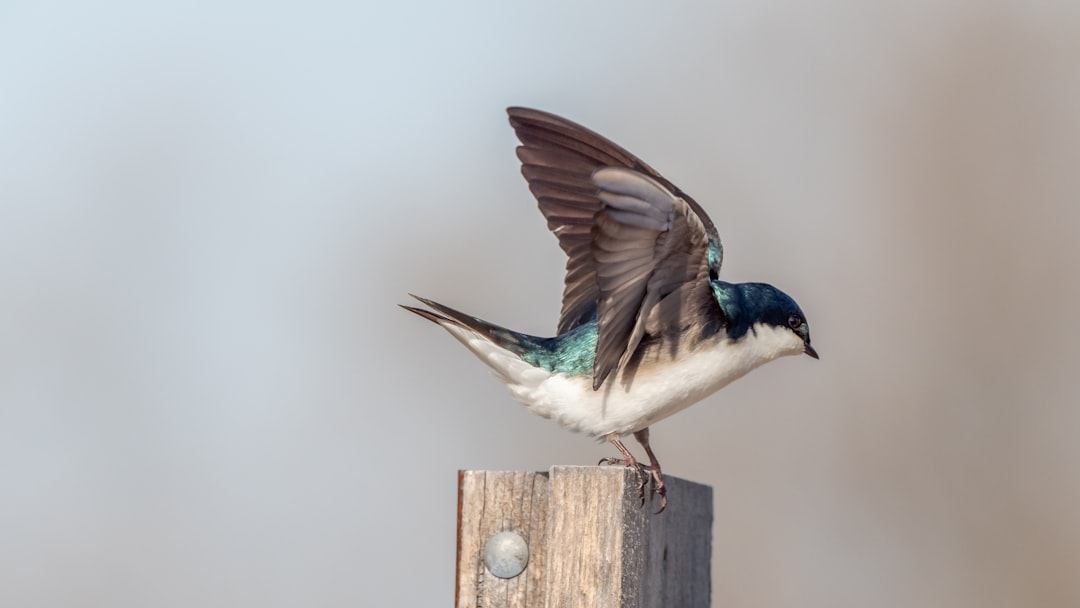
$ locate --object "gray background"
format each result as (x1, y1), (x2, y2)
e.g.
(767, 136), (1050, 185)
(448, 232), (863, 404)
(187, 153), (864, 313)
(3, 1), (1078, 606)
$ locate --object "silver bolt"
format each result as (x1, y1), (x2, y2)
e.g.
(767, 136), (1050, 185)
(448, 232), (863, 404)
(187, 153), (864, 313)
(483, 531), (529, 579)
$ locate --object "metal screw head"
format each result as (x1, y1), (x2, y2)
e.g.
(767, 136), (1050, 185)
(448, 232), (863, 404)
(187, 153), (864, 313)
(483, 531), (529, 579)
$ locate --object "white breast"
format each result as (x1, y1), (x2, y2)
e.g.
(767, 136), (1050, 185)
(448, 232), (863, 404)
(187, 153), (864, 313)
(478, 322), (807, 437)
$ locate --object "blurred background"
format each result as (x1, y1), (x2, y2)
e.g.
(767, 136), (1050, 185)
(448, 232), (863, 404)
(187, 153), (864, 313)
(2, 1), (1078, 606)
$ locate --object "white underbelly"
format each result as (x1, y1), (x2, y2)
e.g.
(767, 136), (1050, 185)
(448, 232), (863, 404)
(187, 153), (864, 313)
(509, 325), (801, 436)
(441, 318), (804, 438)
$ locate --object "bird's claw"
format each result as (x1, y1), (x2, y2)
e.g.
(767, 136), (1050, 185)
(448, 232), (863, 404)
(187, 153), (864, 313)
(600, 456), (666, 512)
(649, 468), (668, 514)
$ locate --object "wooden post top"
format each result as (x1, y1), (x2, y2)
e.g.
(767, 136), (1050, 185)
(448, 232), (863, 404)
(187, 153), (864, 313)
(456, 466), (713, 608)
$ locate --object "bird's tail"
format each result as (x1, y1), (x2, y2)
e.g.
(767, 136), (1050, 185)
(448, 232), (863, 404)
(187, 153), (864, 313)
(400, 295), (551, 387)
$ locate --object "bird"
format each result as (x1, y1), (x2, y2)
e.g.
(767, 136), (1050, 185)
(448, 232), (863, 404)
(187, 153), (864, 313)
(401, 107), (818, 512)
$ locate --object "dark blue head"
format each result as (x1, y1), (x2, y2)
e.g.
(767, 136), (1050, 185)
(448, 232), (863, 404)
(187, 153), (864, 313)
(711, 281), (818, 359)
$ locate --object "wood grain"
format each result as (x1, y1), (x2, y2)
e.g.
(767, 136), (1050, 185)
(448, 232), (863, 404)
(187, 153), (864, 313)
(456, 470), (550, 608)
(457, 466), (712, 608)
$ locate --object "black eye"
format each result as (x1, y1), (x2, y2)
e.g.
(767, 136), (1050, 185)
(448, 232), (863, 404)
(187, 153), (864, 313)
(787, 314), (803, 329)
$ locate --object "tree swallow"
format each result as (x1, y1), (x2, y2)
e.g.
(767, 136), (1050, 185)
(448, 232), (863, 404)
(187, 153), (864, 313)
(402, 108), (818, 512)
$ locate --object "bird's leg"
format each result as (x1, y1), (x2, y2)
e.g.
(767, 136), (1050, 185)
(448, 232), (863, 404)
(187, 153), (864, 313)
(633, 427), (667, 514)
(599, 432), (650, 504)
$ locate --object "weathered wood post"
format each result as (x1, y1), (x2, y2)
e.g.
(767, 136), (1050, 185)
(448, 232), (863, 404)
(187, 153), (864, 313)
(456, 466), (713, 608)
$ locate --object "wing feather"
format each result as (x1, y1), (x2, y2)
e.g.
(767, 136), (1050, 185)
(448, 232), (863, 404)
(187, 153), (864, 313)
(507, 107), (725, 389)
(589, 167), (721, 388)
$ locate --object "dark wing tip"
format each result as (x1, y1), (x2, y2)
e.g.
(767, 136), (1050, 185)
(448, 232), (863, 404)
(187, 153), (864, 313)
(507, 106), (551, 120)
(507, 107), (554, 130)
(591, 369), (610, 391)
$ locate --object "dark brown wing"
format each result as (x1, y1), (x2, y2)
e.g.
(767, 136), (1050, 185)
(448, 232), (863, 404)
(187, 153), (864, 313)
(507, 107), (722, 336)
(589, 167), (717, 389)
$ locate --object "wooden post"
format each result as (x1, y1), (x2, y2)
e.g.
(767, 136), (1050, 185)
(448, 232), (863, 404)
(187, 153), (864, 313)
(456, 466), (713, 608)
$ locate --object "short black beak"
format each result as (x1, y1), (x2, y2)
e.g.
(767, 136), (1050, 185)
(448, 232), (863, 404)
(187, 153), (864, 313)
(804, 343), (819, 360)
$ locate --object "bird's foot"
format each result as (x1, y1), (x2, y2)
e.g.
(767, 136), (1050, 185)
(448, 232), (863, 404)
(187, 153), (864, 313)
(645, 464), (667, 514)
(634, 428), (667, 514)
(599, 455), (650, 504)
(599, 455), (666, 512)
(602, 431), (667, 513)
